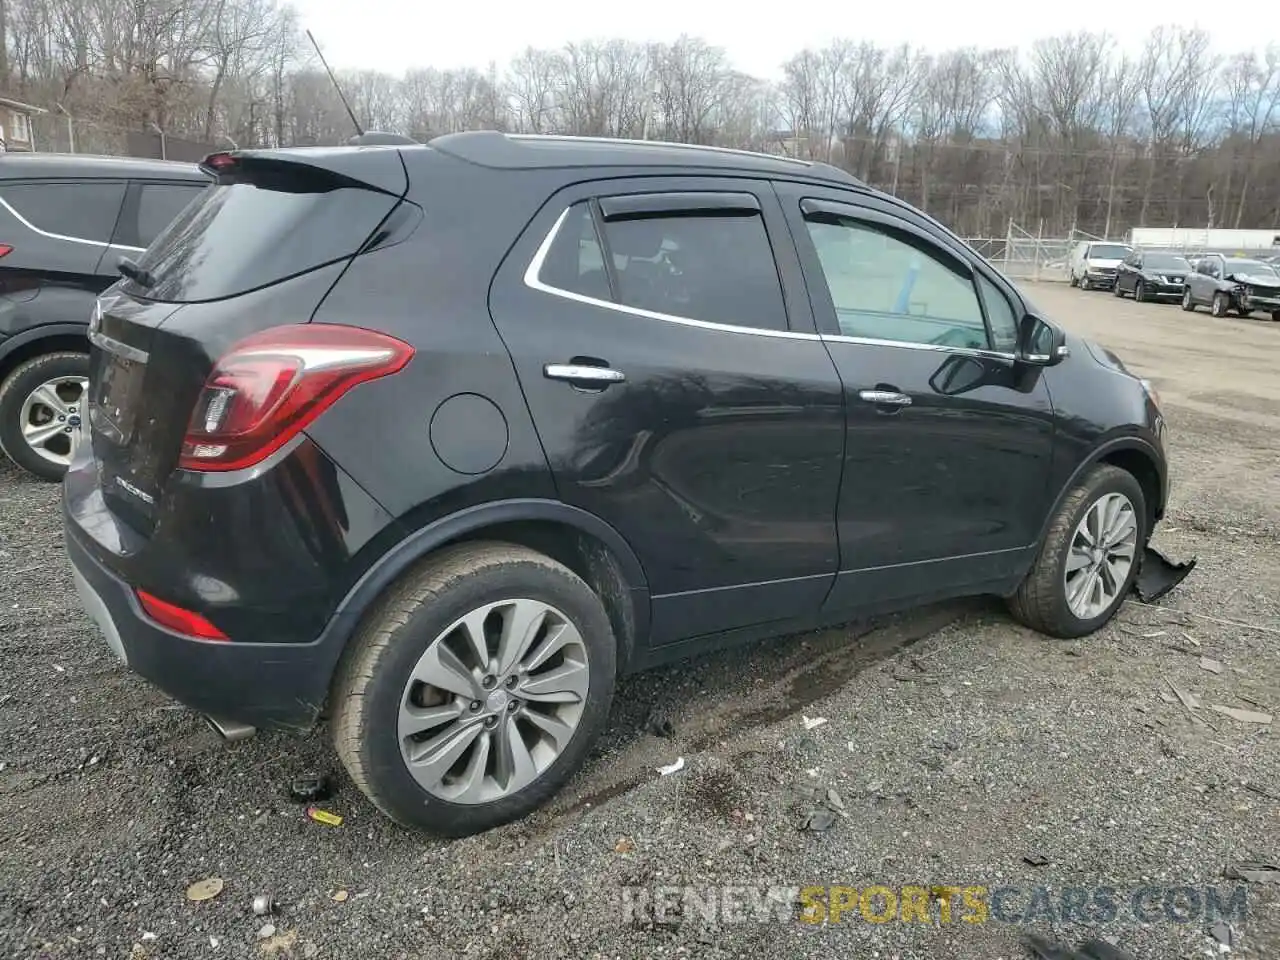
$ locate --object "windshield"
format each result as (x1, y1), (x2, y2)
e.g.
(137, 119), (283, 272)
(1144, 254), (1190, 271)
(1225, 259), (1279, 279)
(1088, 244), (1131, 260)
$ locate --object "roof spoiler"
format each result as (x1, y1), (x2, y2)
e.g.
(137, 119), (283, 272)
(198, 145), (408, 196)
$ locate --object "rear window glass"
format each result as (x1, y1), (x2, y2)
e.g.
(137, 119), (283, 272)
(127, 180), (398, 303)
(0, 181), (126, 243)
(135, 182), (208, 248)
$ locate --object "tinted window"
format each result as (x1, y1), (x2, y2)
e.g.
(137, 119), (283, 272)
(129, 180), (398, 303)
(602, 212), (786, 330)
(136, 182), (207, 248)
(1144, 254), (1190, 271)
(538, 200), (788, 331)
(978, 275), (1019, 352)
(536, 202), (611, 302)
(805, 214), (988, 350)
(0, 181), (126, 243)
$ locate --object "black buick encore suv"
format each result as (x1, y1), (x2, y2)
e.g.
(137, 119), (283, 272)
(64, 133), (1171, 836)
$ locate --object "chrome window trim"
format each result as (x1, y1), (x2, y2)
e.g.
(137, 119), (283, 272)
(522, 204), (1019, 362)
(0, 195), (145, 253)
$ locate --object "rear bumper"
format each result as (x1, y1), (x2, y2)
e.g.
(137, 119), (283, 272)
(64, 523), (334, 731)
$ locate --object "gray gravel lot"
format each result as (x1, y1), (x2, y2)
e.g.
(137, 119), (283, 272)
(1, 281), (1278, 960)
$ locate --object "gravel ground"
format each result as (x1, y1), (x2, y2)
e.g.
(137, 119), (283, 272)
(1, 282), (1277, 960)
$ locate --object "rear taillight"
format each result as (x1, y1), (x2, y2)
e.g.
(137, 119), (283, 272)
(179, 323), (413, 472)
(0, 244), (13, 257)
(136, 589), (229, 640)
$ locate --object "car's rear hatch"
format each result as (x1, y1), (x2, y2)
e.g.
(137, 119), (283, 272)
(87, 147), (410, 534)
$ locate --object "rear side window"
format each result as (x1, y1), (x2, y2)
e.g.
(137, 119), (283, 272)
(129, 178), (399, 303)
(135, 182), (207, 248)
(0, 181), (126, 243)
(539, 198), (787, 331)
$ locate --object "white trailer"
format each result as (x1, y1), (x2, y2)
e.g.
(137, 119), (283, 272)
(1127, 227), (1280, 252)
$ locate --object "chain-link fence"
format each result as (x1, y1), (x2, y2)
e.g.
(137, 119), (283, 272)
(962, 223), (1109, 283)
(25, 113), (219, 161)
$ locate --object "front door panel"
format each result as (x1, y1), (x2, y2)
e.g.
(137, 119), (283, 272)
(489, 177), (845, 646)
(776, 183), (1056, 612)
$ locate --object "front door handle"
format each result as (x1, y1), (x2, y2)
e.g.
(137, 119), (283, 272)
(544, 363), (626, 386)
(858, 389), (912, 406)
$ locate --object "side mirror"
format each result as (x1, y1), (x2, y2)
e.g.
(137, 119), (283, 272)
(1017, 314), (1069, 367)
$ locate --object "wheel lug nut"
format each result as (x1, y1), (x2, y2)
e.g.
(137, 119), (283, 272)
(64, 426), (73, 433)
(484, 716), (498, 728)
(505, 675), (518, 689)
(481, 675), (496, 689)
(507, 700), (519, 712)
(469, 700), (481, 712)
(58, 415), (66, 422)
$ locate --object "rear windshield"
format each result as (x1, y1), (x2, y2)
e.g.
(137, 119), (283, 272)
(124, 178), (399, 303)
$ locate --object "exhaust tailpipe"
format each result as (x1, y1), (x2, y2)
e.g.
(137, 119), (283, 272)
(203, 714), (257, 742)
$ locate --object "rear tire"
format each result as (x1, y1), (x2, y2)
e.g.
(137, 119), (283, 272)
(0, 351), (90, 482)
(1069, 273), (1079, 288)
(1008, 464), (1147, 639)
(331, 541), (617, 836)
(1181, 288), (1195, 312)
(1272, 311), (1280, 322)
(1080, 275), (1091, 291)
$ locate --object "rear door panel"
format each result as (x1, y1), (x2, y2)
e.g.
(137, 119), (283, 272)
(488, 176), (846, 645)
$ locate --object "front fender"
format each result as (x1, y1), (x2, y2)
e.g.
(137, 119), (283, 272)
(1036, 435), (1167, 549)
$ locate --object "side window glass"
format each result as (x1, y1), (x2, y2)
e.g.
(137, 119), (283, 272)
(536, 201), (612, 302)
(804, 214), (988, 350)
(136, 183), (208, 248)
(977, 275), (1019, 352)
(0, 181), (126, 243)
(600, 212), (787, 330)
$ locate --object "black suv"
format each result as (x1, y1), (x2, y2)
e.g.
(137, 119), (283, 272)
(0, 153), (210, 479)
(64, 134), (1172, 836)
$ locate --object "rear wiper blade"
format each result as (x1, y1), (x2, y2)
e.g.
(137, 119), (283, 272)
(117, 256), (155, 289)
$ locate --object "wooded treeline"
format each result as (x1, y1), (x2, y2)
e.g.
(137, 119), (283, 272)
(3, 0), (1277, 238)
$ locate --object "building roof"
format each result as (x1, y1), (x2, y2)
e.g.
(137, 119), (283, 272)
(0, 152), (208, 181)
(0, 96), (48, 115)
(427, 131), (865, 185)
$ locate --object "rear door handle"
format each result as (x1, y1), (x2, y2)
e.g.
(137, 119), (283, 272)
(858, 389), (912, 406)
(544, 363), (626, 386)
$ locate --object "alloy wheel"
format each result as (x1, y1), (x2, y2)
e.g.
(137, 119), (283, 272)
(18, 375), (88, 468)
(1064, 492), (1138, 620)
(397, 598), (591, 804)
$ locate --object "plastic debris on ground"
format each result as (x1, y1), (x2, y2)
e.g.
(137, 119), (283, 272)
(656, 757), (685, 776)
(185, 878), (224, 902)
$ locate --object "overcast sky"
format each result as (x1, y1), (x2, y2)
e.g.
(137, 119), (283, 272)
(294, 0), (1233, 78)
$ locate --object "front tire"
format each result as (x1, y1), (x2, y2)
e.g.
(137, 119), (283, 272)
(1211, 292), (1229, 317)
(1134, 280), (1146, 303)
(1112, 280), (1124, 297)
(331, 541), (617, 836)
(0, 351), (90, 482)
(1008, 465), (1147, 639)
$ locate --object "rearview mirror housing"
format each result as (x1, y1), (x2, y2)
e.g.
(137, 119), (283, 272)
(1018, 314), (1069, 367)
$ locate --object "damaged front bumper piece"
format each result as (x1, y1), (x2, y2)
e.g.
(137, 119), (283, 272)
(1133, 543), (1197, 603)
